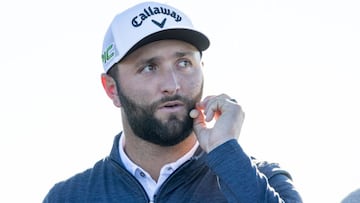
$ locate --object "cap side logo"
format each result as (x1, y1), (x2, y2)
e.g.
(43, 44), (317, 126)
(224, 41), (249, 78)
(102, 43), (115, 65)
(131, 6), (182, 27)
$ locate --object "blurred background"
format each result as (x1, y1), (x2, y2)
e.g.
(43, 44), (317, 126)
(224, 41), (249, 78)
(0, 0), (359, 202)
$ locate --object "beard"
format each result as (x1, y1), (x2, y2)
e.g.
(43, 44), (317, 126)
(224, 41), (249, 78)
(117, 84), (203, 147)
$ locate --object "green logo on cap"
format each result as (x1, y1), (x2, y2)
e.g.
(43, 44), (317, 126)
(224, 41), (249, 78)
(102, 44), (115, 64)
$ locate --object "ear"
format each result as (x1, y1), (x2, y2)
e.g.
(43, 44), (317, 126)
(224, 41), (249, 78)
(101, 73), (121, 107)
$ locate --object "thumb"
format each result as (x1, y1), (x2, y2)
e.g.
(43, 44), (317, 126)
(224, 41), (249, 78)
(189, 109), (206, 135)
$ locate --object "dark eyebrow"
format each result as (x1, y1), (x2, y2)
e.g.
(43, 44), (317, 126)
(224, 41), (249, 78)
(174, 51), (196, 58)
(134, 51), (198, 67)
(135, 57), (159, 67)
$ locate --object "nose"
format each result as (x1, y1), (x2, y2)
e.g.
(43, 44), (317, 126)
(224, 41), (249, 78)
(160, 68), (180, 96)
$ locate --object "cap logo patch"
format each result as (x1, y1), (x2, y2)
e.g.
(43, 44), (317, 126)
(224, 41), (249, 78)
(102, 43), (115, 65)
(131, 6), (182, 27)
(151, 18), (166, 28)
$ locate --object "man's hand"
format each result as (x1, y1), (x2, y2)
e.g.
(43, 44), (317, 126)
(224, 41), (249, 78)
(190, 94), (245, 153)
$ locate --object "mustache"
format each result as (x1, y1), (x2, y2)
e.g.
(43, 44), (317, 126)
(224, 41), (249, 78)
(150, 95), (194, 111)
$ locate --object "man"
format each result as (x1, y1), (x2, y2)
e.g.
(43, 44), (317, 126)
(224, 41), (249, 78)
(43, 1), (302, 202)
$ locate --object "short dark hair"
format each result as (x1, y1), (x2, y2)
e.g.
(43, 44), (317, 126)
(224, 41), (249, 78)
(107, 63), (119, 81)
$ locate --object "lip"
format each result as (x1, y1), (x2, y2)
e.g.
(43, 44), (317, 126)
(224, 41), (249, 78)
(158, 101), (185, 112)
(158, 101), (184, 108)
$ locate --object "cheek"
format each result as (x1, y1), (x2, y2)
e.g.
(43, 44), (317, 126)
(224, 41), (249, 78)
(181, 73), (203, 94)
(125, 89), (151, 104)
(118, 80), (150, 104)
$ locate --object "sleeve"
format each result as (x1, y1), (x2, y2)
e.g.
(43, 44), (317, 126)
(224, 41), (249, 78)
(205, 139), (303, 203)
(42, 182), (66, 203)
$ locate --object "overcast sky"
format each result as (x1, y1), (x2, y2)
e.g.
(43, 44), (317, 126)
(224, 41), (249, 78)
(1, 0), (359, 202)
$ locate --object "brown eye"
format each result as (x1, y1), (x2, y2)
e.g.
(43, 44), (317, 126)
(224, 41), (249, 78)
(141, 64), (157, 73)
(178, 60), (191, 69)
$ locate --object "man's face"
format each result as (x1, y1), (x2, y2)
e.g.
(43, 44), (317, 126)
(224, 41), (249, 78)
(117, 86), (202, 146)
(114, 40), (204, 146)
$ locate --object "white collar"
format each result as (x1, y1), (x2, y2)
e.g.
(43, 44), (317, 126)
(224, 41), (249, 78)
(118, 133), (199, 178)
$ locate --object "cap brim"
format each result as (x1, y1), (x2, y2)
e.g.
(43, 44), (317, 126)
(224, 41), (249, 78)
(122, 28), (210, 61)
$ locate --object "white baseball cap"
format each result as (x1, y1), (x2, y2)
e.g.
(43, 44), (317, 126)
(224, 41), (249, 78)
(101, 1), (210, 73)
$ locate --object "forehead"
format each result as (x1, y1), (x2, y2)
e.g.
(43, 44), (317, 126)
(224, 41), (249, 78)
(120, 40), (200, 63)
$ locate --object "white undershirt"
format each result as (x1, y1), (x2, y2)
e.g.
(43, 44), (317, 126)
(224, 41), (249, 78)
(119, 134), (199, 201)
